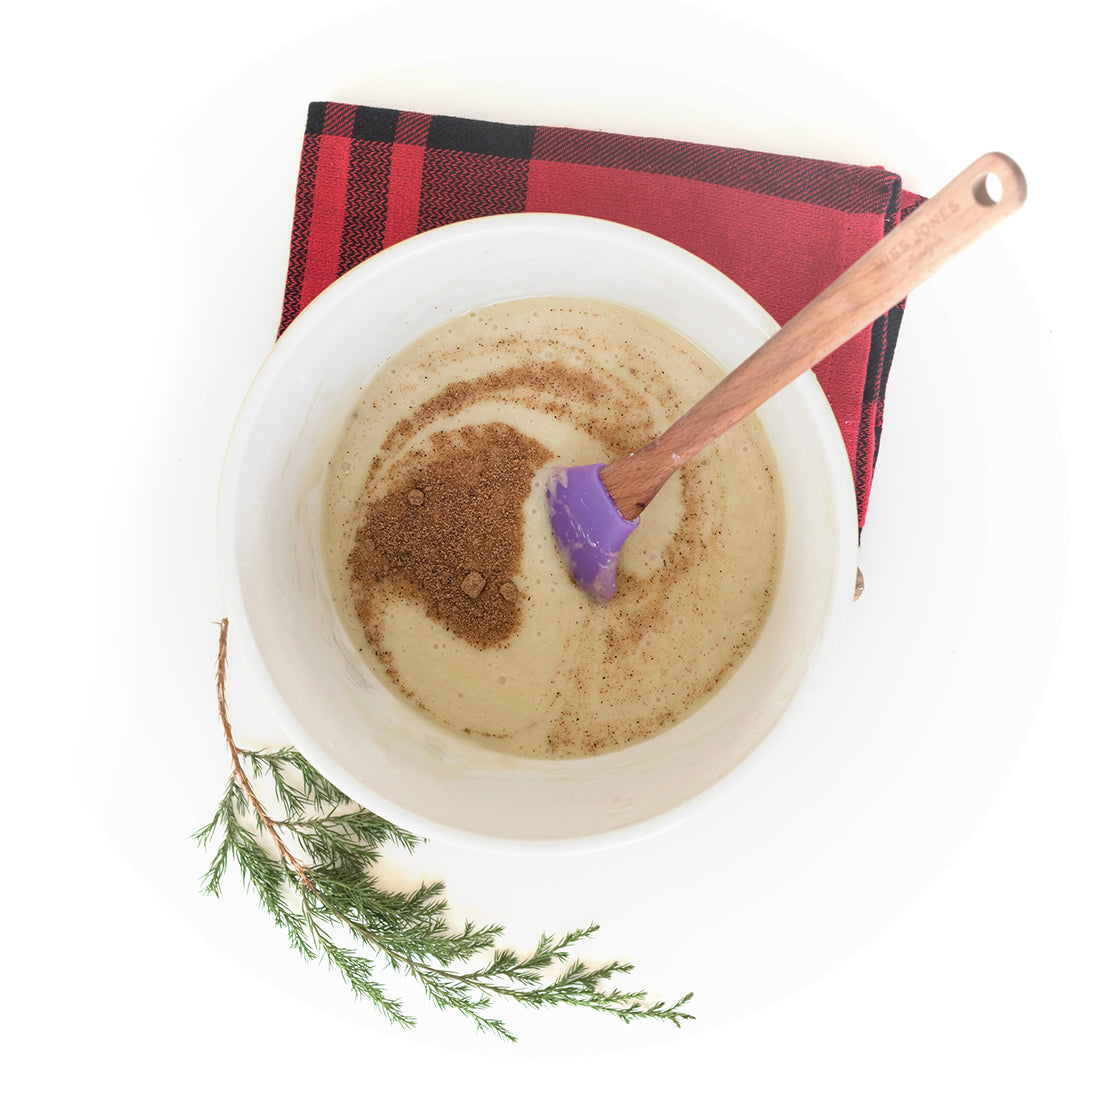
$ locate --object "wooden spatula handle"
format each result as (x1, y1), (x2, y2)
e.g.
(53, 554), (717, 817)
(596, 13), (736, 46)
(602, 152), (1027, 520)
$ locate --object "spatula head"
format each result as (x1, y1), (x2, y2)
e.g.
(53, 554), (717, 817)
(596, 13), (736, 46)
(546, 463), (639, 603)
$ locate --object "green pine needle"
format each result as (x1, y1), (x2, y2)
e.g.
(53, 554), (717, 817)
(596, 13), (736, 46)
(196, 619), (694, 1041)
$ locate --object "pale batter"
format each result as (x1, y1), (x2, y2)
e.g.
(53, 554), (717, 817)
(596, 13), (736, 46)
(321, 297), (783, 758)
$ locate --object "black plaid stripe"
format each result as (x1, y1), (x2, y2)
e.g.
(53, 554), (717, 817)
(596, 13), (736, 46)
(532, 125), (900, 215)
(427, 114), (537, 160)
(417, 148), (530, 232)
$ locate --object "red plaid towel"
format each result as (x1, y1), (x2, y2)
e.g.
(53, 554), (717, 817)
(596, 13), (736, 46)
(279, 101), (923, 530)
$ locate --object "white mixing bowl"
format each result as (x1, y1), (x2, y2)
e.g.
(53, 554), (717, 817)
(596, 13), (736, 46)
(217, 213), (857, 852)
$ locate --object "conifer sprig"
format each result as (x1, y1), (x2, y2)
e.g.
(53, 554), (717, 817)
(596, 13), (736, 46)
(195, 619), (694, 1041)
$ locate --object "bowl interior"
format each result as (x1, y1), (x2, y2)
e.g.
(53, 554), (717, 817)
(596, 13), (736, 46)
(218, 214), (856, 851)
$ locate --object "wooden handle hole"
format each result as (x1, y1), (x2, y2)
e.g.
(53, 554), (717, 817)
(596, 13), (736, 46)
(972, 171), (1004, 206)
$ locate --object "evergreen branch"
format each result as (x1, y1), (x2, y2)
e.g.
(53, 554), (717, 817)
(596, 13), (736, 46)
(195, 618), (695, 1041)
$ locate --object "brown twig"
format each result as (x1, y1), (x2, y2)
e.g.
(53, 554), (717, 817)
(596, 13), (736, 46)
(215, 618), (316, 893)
(212, 621), (460, 970)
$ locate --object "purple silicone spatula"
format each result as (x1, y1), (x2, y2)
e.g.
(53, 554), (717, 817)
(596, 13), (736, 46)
(547, 153), (1026, 602)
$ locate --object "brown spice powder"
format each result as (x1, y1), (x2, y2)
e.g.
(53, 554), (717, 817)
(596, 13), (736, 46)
(348, 422), (551, 648)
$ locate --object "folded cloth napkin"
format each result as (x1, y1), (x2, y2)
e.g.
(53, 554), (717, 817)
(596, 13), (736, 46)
(279, 101), (923, 531)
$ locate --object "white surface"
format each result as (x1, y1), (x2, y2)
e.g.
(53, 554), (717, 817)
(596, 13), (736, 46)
(5, 0), (1096, 1096)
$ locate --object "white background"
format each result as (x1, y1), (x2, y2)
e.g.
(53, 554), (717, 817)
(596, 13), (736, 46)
(5, 0), (1097, 1095)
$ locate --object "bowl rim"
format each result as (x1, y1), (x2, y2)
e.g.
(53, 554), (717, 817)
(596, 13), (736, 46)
(217, 212), (858, 855)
